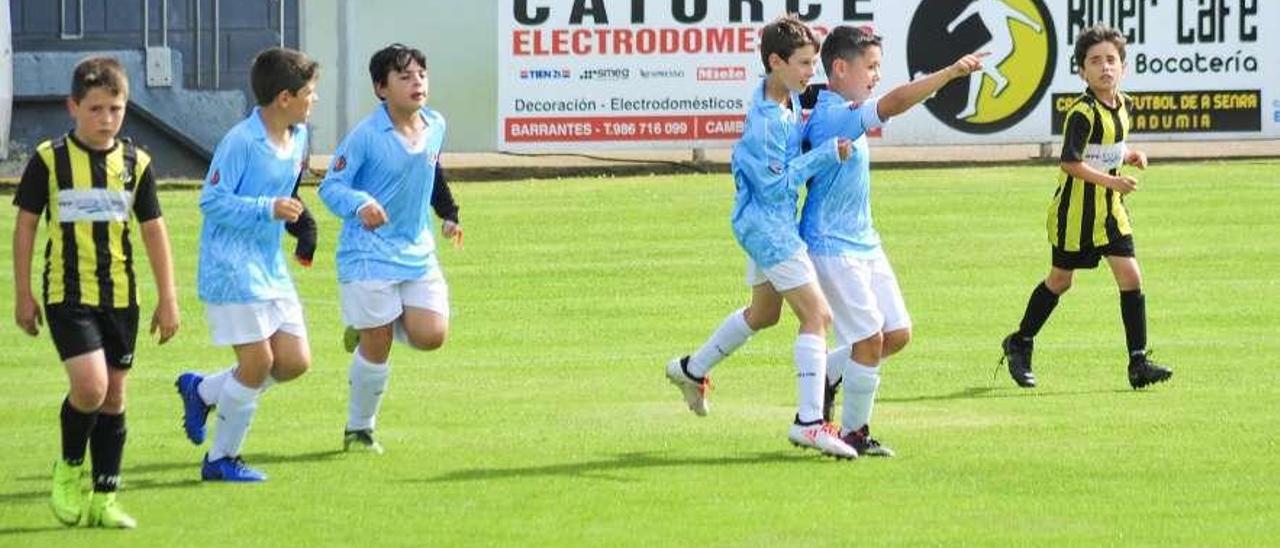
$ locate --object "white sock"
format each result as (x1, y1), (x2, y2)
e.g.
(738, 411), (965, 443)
(347, 349), (390, 432)
(794, 333), (826, 424)
(687, 308), (756, 378)
(209, 376), (261, 461)
(197, 365), (236, 406)
(826, 344), (852, 387)
(841, 360), (881, 437)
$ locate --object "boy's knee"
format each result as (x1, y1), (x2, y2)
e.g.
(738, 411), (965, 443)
(67, 383), (107, 411)
(884, 329), (911, 352)
(852, 333), (884, 364)
(745, 309), (780, 330)
(408, 330), (446, 351)
(100, 391), (126, 414)
(273, 358), (310, 383)
(1046, 277), (1073, 294)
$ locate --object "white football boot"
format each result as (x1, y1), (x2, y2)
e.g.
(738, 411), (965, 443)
(665, 356), (710, 416)
(788, 421), (857, 460)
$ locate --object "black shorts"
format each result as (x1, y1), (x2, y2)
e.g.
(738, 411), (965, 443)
(1052, 235), (1136, 270)
(45, 304), (139, 368)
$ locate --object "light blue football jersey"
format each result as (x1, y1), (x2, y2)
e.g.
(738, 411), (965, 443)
(197, 108), (308, 304)
(731, 80), (841, 268)
(319, 104), (446, 283)
(801, 90), (886, 258)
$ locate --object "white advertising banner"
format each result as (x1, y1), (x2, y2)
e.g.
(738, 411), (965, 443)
(497, 0), (1279, 149)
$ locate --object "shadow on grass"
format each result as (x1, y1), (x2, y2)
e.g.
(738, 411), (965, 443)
(417, 450), (807, 484)
(118, 449), (346, 476)
(12, 450), (344, 483)
(0, 525), (71, 536)
(0, 477), (202, 505)
(879, 385), (1132, 403)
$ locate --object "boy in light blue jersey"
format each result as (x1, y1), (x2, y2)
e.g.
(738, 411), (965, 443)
(803, 26), (983, 456)
(173, 48), (320, 481)
(319, 44), (463, 454)
(667, 15), (858, 459)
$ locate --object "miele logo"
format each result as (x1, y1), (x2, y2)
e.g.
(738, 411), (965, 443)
(697, 66), (746, 82)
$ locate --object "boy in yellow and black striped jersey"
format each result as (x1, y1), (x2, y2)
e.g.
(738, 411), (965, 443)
(12, 57), (180, 528)
(1000, 24), (1172, 390)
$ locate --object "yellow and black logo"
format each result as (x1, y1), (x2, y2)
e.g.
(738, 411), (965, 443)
(907, 0), (1056, 134)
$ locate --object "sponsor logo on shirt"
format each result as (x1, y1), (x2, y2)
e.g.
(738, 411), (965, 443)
(333, 156), (347, 172)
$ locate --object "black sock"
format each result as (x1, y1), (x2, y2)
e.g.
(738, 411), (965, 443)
(90, 412), (126, 493)
(60, 397), (98, 466)
(1120, 290), (1147, 363)
(1017, 282), (1061, 340)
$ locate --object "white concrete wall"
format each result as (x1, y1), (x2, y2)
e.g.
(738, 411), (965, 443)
(301, 0), (497, 154)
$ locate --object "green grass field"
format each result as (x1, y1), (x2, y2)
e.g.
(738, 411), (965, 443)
(1, 161), (1278, 546)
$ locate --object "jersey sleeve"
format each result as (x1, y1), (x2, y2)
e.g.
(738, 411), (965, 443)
(430, 162), (459, 224)
(821, 98), (884, 141)
(318, 129), (375, 219)
(12, 155), (50, 215)
(199, 136), (275, 225)
(1059, 110), (1091, 163)
(132, 163), (163, 222)
(736, 115), (840, 203)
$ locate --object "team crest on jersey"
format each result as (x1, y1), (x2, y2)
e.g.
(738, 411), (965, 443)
(907, 0), (1056, 134)
(333, 155), (347, 172)
(210, 169), (220, 186)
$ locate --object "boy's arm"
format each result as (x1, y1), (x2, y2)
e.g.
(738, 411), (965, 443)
(199, 140), (278, 225)
(1057, 109), (1137, 193)
(317, 134), (376, 220)
(12, 156), (49, 336)
(131, 163), (179, 343)
(13, 210), (42, 336)
(430, 162), (464, 247)
(285, 170), (318, 266)
(877, 53), (985, 120)
(138, 217), (180, 344)
(1060, 161), (1137, 194)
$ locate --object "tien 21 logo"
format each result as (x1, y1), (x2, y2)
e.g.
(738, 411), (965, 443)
(907, 0), (1056, 134)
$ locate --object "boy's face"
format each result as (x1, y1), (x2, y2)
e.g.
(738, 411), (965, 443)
(833, 46), (882, 103)
(768, 44), (819, 94)
(1080, 41), (1124, 94)
(67, 87), (126, 148)
(279, 79), (318, 125)
(376, 60), (429, 111)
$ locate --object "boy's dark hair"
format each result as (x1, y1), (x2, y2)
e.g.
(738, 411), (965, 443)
(71, 56), (128, 102)
(369, 43), (427, 90)
(759, 14), (819, 73)
(820, 25), (883, 75)
(1073, 23), (1127, 69)
(250, 47), (319, 107)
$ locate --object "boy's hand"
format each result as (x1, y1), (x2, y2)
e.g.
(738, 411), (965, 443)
(14, 293), (42, 337)
(1110, 175), (1139, 194)
(358, 201), (389, 229)
(837, 138), (853, 161)
(948, 52), (988, 79)
(442, 220), (464, 248)
(273, 197), (304, 222)
(1125, 150), (1148, 170)
(150, 299), (180, 345)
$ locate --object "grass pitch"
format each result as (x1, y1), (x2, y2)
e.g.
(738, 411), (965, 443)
(1, 160), (1278, 545)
